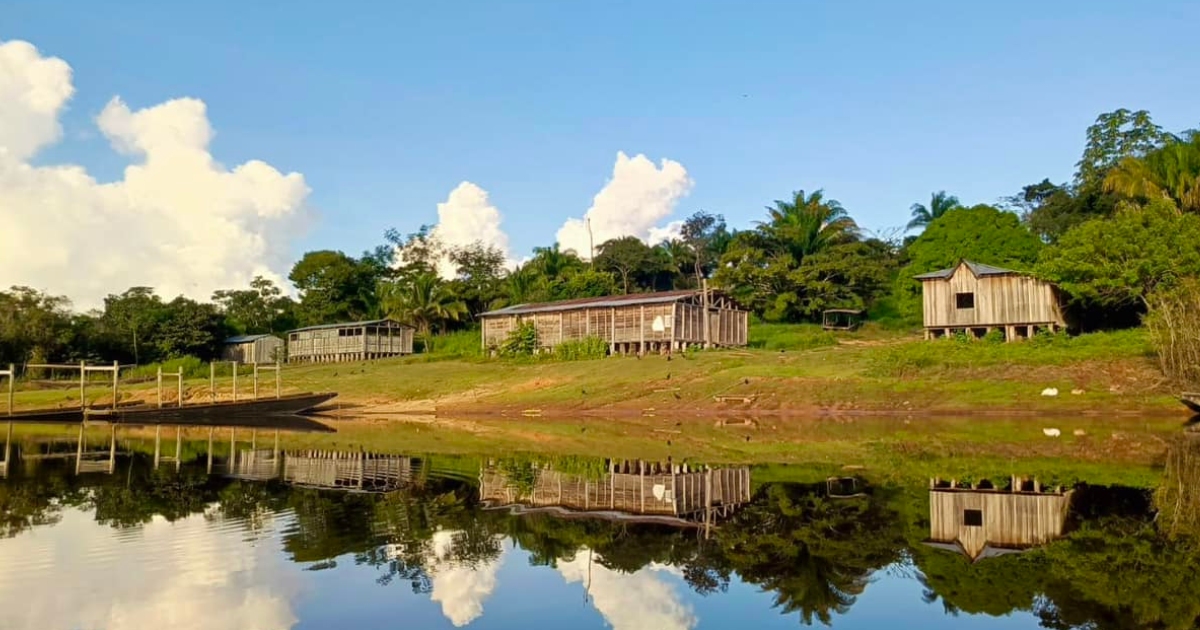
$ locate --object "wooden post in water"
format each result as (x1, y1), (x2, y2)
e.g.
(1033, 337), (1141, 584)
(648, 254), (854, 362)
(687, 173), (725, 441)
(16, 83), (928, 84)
(175, 426), (182, 471)
(108, 424), (116, 474)
(154, 424), (161, 468)
(207, 427), (214, 474)
(4, 363), (13, 416)
(157, 367), (163, 409)
(4, 421), (13, 476)
(76, 422), (85, 475)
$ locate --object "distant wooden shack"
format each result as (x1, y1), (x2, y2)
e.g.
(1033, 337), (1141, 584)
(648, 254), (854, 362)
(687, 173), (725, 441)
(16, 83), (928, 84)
(221, 334), (285, 364)
(914, 260), (1066, 341)
(925, 476), (1073, 562)
(286, 319), (414, 363)
(479, 289), (749, 355)
(480, 459), (751, 526)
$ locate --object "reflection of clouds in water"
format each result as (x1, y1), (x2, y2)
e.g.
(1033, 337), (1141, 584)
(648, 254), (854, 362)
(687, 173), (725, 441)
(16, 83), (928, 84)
(0, 509), (298, 630)
(426, 530), (505, 627)
(558, 550), (697, 630)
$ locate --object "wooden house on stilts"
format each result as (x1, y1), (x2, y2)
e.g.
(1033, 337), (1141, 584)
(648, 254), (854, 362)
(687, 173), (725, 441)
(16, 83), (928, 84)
(286, 319), (415, 363)
(479, 289), (749, 355)
(915, 260), (1066, 341)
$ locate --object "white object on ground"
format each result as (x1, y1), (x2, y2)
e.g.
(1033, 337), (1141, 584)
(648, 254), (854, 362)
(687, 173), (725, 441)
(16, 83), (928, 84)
(1041, 388), (1059, 397)
(1043, 428), (1062, 437)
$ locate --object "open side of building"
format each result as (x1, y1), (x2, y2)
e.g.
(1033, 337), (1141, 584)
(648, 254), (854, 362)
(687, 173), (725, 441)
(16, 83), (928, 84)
(286, 319), (414, 363)
(915, 260), (1066, 341)
(479, 289), (749, 355)
(221, 334), (285, 364)
(926, 476), (1074, 562)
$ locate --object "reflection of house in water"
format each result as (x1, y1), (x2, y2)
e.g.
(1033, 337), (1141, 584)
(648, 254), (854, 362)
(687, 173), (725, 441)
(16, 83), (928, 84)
(480, 459), (751, 526)
(222, 449), (417, 493)
(926, 475), (1074, 561)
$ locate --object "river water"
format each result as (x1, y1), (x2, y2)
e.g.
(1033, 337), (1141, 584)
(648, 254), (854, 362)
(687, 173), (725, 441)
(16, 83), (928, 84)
(0, 423), (1197, 629)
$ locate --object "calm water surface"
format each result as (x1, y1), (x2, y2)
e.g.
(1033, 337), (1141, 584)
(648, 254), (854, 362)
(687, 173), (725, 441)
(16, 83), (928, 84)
(0, 424), (1197, 629)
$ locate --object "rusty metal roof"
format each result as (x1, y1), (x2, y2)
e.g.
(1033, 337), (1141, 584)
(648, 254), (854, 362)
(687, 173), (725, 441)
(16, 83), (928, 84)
(481, 289), (724, 317)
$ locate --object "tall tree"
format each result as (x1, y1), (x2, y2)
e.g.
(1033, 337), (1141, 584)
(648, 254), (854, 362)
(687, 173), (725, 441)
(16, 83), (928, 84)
(680, 211), (730, 286)
(101, 287), (164, 364)
(212, 276), (295, 334)
(379, 273), (467, 341)
(1104, 131), (1200, 213)
(594, 236), (664, 294)
(1076, 108), (1172, 187)
(447, 242), (507, 318)
(154, 297), (228, 360)
(289, 251), (382, 325)
(0, 287), (73, 365)
(757, 189), (858, 261)
(906, 191), (962, 231)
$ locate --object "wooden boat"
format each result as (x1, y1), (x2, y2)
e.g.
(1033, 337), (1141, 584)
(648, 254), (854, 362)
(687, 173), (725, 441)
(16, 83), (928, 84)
(3, 392), (337, 424)
(1183, 393), (1200, 414)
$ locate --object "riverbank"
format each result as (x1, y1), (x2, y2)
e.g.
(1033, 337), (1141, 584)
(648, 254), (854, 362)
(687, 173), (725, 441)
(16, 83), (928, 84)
(283, 327), (1179, 417)
(5, 327), (1184, 418)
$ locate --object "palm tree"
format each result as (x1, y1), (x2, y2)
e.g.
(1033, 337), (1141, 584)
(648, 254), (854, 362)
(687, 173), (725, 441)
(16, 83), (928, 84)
(379, 273), (467, 349)
(906, 191), (962, 231)
(1104, 133), (1200, 213)
(658, 239), (696, 288)
(528, 243), (582, 280)
(756, 189), (858, 261)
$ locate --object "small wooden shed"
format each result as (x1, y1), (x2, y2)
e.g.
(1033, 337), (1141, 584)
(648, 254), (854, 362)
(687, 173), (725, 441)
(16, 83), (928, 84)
(914, 260), (1066, 341)
(221, 334), (284, 364)
(925, 476), (1073, 562)
(479, 289), (749, 355)
(286, 319), (414, 363)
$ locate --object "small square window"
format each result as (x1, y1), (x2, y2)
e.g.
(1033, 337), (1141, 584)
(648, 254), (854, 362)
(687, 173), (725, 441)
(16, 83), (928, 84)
(963, 509), (983, 527)
(955, 292), (975, 309)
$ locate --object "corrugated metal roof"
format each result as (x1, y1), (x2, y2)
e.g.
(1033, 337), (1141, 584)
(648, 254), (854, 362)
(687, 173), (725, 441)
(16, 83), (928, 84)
(921, 541), (1029, 562)
(481, 289), (717, 317)
(287, 319), (411, 334)
(223, 334), (279, 344)
(913, 260), (1021, 280)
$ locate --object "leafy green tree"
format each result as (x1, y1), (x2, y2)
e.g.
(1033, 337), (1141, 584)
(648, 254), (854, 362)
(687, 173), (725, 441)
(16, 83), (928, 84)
(212, 276), (296, 334)
(447, 242), (507, 318)
(679, 211), (731, 285)
(895, 205), (1043, 315)
(757, 189), (858, 261)
(1038, 199), (1200, 309)
(289, 250), (382, 325)
(1104, 131), (1200, 213)
(552, 268), (620, 300)
(154, 297), (228, 360)
(100, 287), (164, 364)
(791, 240), (898, 317)
(0, 286), (73, 365)
(657, 239), (696, 289)
(595, 236), (667, 293)
(1076, 108), (1172, 187)
(906, 191), (962, 231)
(379, 273), (467, 343)
(528, 243), (584, 281)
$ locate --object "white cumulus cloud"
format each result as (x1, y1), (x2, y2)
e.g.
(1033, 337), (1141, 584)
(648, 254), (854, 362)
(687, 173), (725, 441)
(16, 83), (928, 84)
(428, 181), (515, 278)
(556, 152), (693, 259)
(557, 549), (697, 630)
(0, 39), (310, 309)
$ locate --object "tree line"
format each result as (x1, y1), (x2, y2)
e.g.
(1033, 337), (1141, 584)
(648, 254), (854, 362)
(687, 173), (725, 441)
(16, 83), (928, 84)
(3, 107), (1199, 368)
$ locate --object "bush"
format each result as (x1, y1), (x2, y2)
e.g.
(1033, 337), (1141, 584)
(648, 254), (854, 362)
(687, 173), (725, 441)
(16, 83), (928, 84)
(499, 321), (539, 358)
(748, 322), (839, 351)
(1145, 278), (1200, 386)
(415, 329), (483, 359)
(554, 336), (608, 361)
(125, 356), (210, 380)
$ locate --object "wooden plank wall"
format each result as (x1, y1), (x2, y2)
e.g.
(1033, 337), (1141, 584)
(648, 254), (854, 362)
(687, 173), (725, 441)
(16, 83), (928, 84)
(922, 268), (1065, 328)
(288, 326), (412, 362)
(928, 490), (1072, 559)
(282, 450), (414, 491)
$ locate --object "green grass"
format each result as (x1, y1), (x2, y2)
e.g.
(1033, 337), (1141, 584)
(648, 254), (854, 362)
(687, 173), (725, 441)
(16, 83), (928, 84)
(415, 329), (485, 360)
(749, 322), (839, 351)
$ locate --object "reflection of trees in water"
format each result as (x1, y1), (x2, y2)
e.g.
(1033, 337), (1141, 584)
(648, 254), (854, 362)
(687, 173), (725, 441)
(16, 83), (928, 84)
(0, 470), (81, 537)
(709, 483), (906, 625)
(1157, 437), (1200, 539)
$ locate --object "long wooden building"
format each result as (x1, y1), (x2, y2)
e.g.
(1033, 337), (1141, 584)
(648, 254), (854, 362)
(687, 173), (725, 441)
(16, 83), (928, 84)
(925, 476), (1073, 562)
(480, 459), (751, 526)
(914, 260), (1066, 341)
(479, 289), (749, 355)
(286, 319), (414, 363)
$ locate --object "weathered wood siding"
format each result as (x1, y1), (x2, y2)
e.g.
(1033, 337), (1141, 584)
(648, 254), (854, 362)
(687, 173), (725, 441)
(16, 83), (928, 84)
(221, 337), (284, 364)
(928, 489), (1072, 559)
(481, 299), (747, 351)
(921, 265), (1065, 328)
(480, 461), (752, 518)
(223, 448), (416, 492)
(288, 323), (414, 363)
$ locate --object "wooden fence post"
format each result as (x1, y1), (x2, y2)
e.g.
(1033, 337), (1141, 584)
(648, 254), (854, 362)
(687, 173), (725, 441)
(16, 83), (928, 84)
(4, 364), (12, 416)
(210, 362), (216, 403)
(157, 367), (163, 409)
(275, 360), (281, 399)
(253, 363), (259, 400)
(111, 360), (119, 410)
(232, 361), (239, 403)
(79, 360), (86, 410)
(177, 369), (184, 407)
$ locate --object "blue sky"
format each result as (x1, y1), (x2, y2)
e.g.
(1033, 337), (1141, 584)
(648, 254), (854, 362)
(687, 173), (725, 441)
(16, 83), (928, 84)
(7, 0), (1200, 271)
